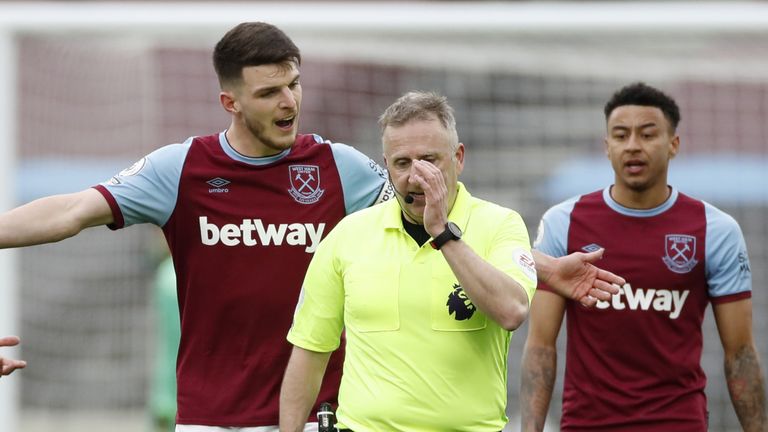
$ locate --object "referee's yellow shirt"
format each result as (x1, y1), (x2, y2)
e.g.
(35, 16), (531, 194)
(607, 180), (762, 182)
(288, 183), (537, 432)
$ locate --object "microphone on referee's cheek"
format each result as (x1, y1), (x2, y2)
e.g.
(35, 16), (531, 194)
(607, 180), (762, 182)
(388, 174), (414, 204)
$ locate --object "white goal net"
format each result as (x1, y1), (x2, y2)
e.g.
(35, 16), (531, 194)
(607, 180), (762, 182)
(1, 2), (767, 431)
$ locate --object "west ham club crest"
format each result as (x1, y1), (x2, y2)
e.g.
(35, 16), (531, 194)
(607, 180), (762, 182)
(662, 234), (699, 274)
(288, 165), (325, 204)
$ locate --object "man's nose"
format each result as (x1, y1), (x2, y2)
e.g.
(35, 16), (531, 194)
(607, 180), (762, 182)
(278, 88), (297, 109)
(407, 164), (420, 185)
(625, 133), (642, 151)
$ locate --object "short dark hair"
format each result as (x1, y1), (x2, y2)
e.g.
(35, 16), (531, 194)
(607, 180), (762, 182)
(604, 82), (681, 130)
(213, 22), (301, 89)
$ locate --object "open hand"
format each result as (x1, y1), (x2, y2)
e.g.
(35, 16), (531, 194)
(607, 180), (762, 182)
(0, 336), (27, 377)
(543, 249), (624, 307)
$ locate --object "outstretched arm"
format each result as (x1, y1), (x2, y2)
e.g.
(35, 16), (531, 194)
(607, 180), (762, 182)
(532, 249), (623, 307)
(713, 299), (767, 432)
(0, 188), (113, 249)
(0, 336), (26, 377)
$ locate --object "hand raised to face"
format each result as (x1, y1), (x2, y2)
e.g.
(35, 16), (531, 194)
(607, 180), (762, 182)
(410, 159), (449, 237)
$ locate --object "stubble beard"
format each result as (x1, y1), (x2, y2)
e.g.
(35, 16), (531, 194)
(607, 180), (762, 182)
(399, 199), (425, 225)
(244, 116), (298, 154)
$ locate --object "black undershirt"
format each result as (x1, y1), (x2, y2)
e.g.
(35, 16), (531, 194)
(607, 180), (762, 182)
(402, 214), (431, 247)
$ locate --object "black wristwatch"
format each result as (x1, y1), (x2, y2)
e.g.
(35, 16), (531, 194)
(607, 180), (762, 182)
(430, 221), (462, 250)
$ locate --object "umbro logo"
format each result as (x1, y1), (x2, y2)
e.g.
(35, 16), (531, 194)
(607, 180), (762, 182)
(582, 243), (602, 253)
(207, 177), (230, 193)
(207, 177), (230, 188)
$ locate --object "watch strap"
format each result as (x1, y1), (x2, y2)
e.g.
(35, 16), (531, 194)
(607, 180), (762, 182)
(430, 222), (461, 250)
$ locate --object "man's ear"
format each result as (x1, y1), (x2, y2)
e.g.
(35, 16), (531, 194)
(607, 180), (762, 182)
(455, 143), (466, 174)
(669, 135), (680, 159)
(220, 91), (238, 114)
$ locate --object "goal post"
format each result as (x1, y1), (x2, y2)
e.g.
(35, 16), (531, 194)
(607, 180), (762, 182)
(2, 2), (768, 431)
(0, 26), (19, 432)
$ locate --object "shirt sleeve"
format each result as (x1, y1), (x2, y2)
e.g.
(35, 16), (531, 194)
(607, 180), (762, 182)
(329, 143), (394, 214)
(94, 140), (191, 229)
(532, 196), (578, 259)
(287, 225), (346, 352)
(531, 196), (580, 294)
(486, 210), (538, 304)
(704, 202), (752, 302)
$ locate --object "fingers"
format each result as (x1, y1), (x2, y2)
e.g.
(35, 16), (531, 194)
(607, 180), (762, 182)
(579, 248), (604, 263)
(576, 249), (623, 308)
(581, 248), (625, 287)
(594, 279), (620, 295)
(579, 282), (621, 307)
(0, 336), (20, 347)
(579, 295), (597, 308)
(1, 359), (27, 376)
(598, 269), (625, 287)
(412, 160), (445, 194)
(588, 285), (614, 301)
(0, 336), (25, 377)
(411, 160), (448, 232)
(578, 288), (609, 308)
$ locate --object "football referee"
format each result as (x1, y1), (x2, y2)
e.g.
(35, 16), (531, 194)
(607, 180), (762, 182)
(280, 91), (622, 431)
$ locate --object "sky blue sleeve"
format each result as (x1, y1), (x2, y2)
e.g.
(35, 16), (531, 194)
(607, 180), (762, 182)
(704, 202), (752, 298)
(99, 139), (191, 227)
(532, 196), (578, 258)
(329, 142), (392, 214)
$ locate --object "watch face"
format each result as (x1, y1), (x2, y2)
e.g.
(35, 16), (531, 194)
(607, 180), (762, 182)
(431, 221), (462, 250)
(448, 222), (462, 238)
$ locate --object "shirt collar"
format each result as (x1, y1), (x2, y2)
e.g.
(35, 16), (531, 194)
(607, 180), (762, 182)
(602, 185), (679, 217)
(218, 130), (291, 165)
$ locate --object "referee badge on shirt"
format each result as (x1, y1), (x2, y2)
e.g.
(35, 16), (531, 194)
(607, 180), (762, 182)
(288, 165), (325, 204)
(662, 234), (699, 274)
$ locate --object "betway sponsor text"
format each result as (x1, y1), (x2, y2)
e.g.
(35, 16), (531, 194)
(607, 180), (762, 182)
(596, 283), (689, 319)
(199, 216), (325, 253)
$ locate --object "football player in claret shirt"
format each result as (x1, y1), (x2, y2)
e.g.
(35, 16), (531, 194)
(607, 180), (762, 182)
(0, 22), (391, 431)
(521, 82), (768, 432)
